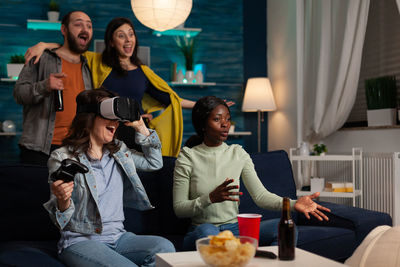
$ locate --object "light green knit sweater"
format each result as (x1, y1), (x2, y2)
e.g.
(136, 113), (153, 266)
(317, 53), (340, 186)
(173, 143), (295, 226)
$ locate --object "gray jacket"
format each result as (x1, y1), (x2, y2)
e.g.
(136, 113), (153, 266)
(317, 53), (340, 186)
(13, 49), (93, 155)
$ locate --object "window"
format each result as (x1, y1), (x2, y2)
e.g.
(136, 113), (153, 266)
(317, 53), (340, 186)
(345, 0), (400, 127)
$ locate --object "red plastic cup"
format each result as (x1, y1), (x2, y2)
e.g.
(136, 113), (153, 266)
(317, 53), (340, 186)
(237, 214), (262, 242)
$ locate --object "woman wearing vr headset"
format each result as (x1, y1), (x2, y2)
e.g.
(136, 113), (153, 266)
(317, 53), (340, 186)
(43, 89), (175, 267)
(25, 17), (201, 158)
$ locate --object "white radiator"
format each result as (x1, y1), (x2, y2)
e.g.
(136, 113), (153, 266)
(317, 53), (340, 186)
(362, 152), (400, 225)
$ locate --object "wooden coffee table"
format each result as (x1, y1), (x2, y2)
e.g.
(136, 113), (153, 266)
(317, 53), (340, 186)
(156, 246), (348, 267)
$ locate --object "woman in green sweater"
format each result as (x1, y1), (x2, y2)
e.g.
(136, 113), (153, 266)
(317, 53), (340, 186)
(172, 96), (330, 250)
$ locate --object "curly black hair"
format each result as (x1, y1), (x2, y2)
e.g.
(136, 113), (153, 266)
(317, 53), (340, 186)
(185, 96), (230, 148)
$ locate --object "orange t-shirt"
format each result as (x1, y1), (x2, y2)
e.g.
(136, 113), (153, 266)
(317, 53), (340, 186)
(52, 58), (85, 145)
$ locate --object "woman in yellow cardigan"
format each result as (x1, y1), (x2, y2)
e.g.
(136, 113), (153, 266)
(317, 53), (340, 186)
(25, 17), (198, 157)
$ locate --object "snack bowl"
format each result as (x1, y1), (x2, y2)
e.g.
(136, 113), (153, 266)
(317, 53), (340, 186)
(196, 235), (257, 267)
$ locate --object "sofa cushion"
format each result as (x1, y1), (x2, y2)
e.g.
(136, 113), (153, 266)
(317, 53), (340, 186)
(0, 241), (64, 267)
(297, 225), (356, 261)
(239, 151), (298, 221)
(156, 157), (190, 236)
(0, 164), (59, 242)
(125, 157), (190, 239)
(297, 205), (355, 231)
(124, 168), (161, 235)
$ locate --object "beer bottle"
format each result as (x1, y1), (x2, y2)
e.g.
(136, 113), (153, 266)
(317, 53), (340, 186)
(54, 90), (64, 111)
(278, 197), (295, 260)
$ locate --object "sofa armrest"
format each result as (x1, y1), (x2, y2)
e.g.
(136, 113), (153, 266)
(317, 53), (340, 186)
(297, 201), (392, 246)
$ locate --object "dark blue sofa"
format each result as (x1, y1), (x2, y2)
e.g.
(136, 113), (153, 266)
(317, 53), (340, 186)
(0, 150), (392, 266)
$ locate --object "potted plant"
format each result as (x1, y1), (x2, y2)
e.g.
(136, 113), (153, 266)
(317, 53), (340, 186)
(7, 54), (25, 80)
(311, 143), (327, 156)
(365, 75), (397, 126)
(48, 0), (60, 22)
(175, 36), (196, 83)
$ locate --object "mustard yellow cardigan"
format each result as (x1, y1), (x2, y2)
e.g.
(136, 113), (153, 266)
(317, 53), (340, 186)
(83, 51), (183, 157)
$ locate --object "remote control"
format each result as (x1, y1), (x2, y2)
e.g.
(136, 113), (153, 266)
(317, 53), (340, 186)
(255, 250), (277, 259)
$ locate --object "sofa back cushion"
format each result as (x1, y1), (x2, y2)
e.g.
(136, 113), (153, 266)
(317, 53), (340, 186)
(239, 150), (298, 221)
(0, 164), (59, 242)
(124, 157), (190, 236)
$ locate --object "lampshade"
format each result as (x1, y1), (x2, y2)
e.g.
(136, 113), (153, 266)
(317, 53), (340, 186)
(131, 0), (193, 32)
(242, 77), (277, 112)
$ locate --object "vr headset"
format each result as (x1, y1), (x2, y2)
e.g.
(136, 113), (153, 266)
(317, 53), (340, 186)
(77, 97), (141, 122)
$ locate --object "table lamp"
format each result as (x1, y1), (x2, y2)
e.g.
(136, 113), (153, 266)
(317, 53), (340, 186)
(242, 77), (277, 152)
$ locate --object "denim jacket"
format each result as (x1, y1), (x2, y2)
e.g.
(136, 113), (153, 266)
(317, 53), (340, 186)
(43, 129), (162, 235)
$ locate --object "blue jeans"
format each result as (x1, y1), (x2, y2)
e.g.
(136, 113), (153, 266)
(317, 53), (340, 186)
(183, 219), (298, 251)
(59, 232), (175, 267)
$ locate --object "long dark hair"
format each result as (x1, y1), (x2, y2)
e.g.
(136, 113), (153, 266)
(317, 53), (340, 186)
(185, 96), (230, 148)
(62, 88), (121, 156)
(102, 17), (143, 76)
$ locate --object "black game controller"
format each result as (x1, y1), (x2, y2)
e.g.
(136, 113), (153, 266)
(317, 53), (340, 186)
(51, 159), (89, 182)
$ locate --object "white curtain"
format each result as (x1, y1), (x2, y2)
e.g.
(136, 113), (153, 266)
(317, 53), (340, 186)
(397, 0), (400, 13)
(298, 0), (370, 144)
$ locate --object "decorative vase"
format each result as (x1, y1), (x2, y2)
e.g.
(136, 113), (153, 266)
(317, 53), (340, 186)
(185, 70), (195, 83)
(47, 11), (60, 22)
(299, 142), (309, 156)
(299, 142), (311, 189)
(175, 22), (185, 29)
(367, 108), (396, 127)
(398, 109), (400, 124)
(6, 64), (24, 79)
(176, 70), (184, 83)
(170, 63), (177, 82)
(195, 70), (204, 84)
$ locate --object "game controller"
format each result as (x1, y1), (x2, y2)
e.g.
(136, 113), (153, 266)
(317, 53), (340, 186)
(51, 159), (89, 182)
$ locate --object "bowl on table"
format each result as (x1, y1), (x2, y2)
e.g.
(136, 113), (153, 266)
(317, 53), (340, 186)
(196, 235), (257, 267)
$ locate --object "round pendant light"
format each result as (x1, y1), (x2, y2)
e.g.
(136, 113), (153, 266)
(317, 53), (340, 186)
(131, 0), (193, 31)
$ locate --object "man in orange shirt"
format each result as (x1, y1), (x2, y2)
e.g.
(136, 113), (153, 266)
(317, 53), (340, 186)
(14, 11), (93, 165)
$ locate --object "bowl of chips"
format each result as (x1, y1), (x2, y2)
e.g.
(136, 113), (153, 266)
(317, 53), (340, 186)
(196, 230), (257, 267)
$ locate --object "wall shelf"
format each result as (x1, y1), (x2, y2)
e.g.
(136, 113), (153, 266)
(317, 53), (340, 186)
(27, 19), (61, 31)
(1, 78), (17, 82)
(290, 147), (363, 207)
(185, 131), (251, 137)
(297, 190), (362, 198)
(0, 132), (20, 136)
(228, 131), (252, 136)
(168, 82), (216, 87)
(153, 27), (202, 38)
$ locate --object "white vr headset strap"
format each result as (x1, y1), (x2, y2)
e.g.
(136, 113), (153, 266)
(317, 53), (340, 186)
(99, 97), (119, 120)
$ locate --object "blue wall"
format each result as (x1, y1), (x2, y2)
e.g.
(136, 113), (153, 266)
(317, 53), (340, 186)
(243, 0), (268, 153)
(0, 0), (245, 162)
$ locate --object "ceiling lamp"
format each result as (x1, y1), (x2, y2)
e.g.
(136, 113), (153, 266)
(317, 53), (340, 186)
(131, 0), (193, 32)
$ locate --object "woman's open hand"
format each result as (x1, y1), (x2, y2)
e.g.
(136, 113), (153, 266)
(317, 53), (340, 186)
(224, 99), (235, 107)
(209, 178), (242, 203)
(294, 192), (331, 221)
(24, 42), (60, 64)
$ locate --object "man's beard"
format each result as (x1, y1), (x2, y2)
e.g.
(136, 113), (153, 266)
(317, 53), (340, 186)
(66, 30), (92, 54)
